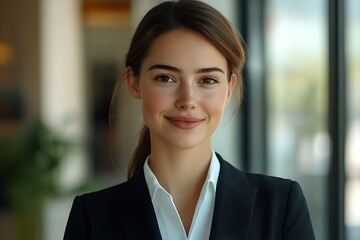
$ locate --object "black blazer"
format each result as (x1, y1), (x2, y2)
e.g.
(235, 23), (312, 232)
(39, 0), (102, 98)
(64, 155), (315, 239)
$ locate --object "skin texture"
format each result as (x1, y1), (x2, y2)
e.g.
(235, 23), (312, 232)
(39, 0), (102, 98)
(125, 28), (237, 234)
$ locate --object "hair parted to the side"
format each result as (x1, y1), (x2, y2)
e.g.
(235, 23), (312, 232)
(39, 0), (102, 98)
(110, 0), (246, 179)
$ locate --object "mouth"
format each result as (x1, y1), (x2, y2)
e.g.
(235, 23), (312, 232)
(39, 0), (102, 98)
(165, 116), (204, 130)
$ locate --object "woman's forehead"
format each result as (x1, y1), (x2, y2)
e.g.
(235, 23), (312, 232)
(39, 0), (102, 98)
(141, 29), (228, 73)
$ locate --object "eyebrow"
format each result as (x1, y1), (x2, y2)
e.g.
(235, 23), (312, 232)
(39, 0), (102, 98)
(148, 64), (225, 75)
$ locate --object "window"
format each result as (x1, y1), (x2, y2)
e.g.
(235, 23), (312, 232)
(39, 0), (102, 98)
(264, 1), (328, 239)
(345, 0), (360, 239)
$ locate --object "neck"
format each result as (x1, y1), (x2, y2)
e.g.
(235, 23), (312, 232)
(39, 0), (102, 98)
(148, 142), (213, 235)
(148, 144), (212, 193)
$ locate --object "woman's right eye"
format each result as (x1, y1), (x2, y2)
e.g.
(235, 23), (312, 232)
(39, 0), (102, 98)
(155, 75), (174, 83)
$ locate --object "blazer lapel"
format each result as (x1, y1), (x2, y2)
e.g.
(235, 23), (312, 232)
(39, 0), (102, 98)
(116, 171), (162, 240)
(210, 156), (257, 240)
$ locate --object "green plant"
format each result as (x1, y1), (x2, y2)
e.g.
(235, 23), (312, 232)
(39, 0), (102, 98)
(0, 121), (73, 239)
(1, 122), (72, 209)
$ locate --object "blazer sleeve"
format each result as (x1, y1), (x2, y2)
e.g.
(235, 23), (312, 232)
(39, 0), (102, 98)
(282, 181), (315, 240)
(63, 196), (89, 240)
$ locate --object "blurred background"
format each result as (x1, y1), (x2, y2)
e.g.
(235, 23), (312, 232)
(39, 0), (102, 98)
(0, 0), (359, 239)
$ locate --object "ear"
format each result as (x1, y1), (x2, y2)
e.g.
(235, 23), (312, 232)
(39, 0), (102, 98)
(125, 67), (141, 99)
(226, 73), (237, 105)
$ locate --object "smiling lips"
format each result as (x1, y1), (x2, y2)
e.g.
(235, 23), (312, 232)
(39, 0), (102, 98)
(165, 116), (204, 129)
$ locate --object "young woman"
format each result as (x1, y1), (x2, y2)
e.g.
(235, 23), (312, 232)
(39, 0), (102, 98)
(64, 1), (315, 239)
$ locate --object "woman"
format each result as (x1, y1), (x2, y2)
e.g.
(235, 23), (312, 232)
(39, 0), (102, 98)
(64, 1), (315, 239)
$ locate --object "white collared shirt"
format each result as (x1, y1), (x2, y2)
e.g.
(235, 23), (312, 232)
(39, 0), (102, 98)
(143, 150), (220, 240)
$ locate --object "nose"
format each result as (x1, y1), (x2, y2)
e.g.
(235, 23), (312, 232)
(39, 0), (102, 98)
(175, 84), (197, 110)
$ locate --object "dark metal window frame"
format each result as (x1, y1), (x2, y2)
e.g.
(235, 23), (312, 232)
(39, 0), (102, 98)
(328, 0), (346, 239)
(238, 0), (267, 174)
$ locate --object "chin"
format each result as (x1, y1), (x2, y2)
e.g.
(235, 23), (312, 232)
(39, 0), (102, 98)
(166, 136), (210, 150)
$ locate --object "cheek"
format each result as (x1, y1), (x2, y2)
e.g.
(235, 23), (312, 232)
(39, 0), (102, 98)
(202, 91), (228, 117)
(140, 87), (170, 115)
(142, 97), (161, 116)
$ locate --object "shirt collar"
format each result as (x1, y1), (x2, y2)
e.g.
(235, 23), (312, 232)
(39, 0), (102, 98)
(143, 155), (163, 200)
(143, 149), (220, 201)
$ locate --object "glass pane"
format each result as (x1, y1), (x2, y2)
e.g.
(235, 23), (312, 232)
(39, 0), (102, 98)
(345, 0), (360, 239)
(264, 1), (328, 239)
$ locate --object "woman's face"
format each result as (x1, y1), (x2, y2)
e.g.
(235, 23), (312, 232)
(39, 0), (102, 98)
(126, 28), (236, 150)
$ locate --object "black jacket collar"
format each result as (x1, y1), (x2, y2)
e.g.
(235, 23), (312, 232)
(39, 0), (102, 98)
(210, 154), (257, 239)
(118, 154), (256, 240)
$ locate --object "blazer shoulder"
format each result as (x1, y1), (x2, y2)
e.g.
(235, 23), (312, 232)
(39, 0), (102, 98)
(217, 155), (303, 202)
(78, 180), (130, 203)
(74, 170), (151, 208)
(244, 172), (294, 192)
(243, 172), (310, 210)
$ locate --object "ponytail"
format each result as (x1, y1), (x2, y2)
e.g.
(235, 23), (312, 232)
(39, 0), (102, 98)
(109, 82), (151, 179)
(128, 125), (151, 179)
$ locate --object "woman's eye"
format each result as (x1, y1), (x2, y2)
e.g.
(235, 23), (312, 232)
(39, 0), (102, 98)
(155, 75), (174, 83)
(200, 77), (218, 85)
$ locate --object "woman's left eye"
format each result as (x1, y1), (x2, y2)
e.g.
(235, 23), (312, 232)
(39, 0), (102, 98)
(199, 77), (218, 85)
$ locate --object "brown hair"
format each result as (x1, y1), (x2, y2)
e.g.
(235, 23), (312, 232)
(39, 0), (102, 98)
(112, 0), (246, 179)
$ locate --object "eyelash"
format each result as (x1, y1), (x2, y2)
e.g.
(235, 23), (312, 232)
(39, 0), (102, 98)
(154, 75), (175, 83)
(199, 77), (219, 85)
(154, 75), (219, 85)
